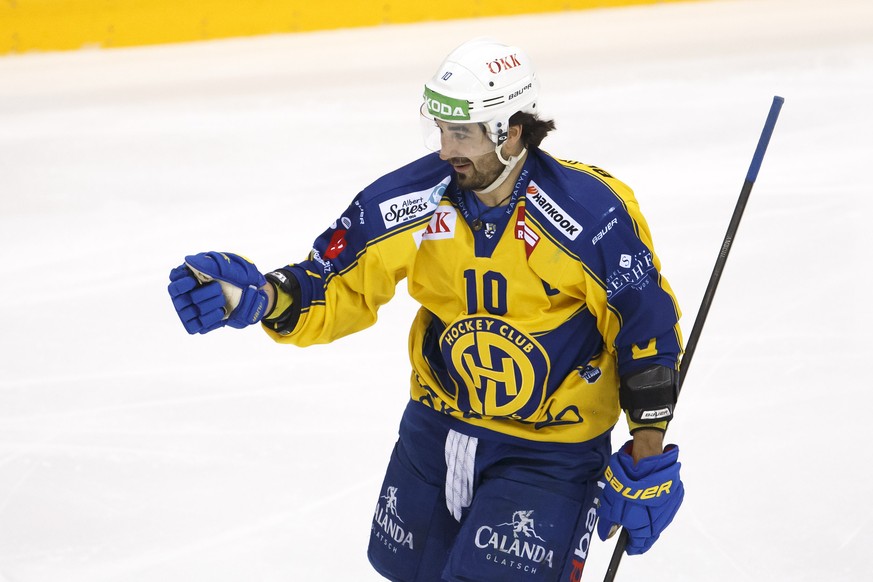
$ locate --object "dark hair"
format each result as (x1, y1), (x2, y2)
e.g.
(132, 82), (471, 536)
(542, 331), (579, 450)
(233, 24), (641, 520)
(509, 111), (556, 149)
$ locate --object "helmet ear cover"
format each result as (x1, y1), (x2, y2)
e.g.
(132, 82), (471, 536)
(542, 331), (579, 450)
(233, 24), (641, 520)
(619, 364), (677, 425)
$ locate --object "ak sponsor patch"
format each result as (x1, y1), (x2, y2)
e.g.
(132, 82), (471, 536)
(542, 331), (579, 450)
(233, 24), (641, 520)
(413, 204), (457, 247)
(422, 205), (457, 240)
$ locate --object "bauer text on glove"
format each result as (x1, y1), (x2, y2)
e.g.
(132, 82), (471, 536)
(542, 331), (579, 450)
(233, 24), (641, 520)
(596, 441), (684, 555)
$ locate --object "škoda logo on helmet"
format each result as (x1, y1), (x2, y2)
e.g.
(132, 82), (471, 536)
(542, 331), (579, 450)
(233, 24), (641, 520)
(426, 98), (467, 119)
(424, 87), (470, 121)
(487, 54), (522, 74)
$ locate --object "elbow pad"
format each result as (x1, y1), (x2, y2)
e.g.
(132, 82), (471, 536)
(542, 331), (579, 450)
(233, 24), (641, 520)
(619, 364), (677, 425)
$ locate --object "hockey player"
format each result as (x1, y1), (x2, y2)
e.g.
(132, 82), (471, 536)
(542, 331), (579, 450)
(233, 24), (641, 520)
(169, 38), (685, 581)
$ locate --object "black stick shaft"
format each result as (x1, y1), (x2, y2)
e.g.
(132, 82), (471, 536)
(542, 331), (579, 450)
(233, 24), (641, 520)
(678, 95), (784, 393)
(602, 96), (784, 582)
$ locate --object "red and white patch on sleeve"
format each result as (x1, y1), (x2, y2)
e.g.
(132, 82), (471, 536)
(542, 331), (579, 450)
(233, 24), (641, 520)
(515, 205), (539, 258)
(324, 229), (348, 259)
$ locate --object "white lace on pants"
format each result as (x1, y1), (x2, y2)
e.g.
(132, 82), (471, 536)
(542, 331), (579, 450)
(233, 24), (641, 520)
(444, 429), (478, 522)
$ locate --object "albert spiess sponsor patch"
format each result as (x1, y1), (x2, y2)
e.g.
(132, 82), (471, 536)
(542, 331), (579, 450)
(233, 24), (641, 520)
(379, 177), (449, 229)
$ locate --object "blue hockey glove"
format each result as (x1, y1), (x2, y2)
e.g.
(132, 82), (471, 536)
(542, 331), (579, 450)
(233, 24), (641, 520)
(168, 252), (268, 334)
(596, 441), (684, 555)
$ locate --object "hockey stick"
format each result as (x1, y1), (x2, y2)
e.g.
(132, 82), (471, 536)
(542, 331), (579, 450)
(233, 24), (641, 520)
(602, 95), (785, 582)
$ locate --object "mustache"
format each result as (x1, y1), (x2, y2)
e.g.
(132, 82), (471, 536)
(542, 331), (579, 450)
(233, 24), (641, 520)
(448, 158), (472, 166)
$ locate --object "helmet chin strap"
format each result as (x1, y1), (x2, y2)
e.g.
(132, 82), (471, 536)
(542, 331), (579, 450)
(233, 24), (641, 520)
(474, 144), (527, 196)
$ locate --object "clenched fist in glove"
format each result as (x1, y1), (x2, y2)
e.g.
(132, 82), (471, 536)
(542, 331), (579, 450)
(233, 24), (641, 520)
(168, 252), (269, 334)
(596, 441), (684, 555)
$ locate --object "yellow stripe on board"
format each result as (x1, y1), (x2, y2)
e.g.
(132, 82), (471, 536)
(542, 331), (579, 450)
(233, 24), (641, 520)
(1, 0), (695, 55)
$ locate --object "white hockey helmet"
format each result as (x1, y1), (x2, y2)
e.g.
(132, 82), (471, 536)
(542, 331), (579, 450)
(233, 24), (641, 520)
(421, 38), (539, 156)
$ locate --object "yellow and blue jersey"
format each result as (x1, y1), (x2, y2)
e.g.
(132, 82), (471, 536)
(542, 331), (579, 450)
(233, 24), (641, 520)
(263, 149), (682, 443)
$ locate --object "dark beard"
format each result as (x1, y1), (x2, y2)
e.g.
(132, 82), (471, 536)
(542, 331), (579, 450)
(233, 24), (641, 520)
(450, 155), (504, 191)
(456, 171), (496, 191)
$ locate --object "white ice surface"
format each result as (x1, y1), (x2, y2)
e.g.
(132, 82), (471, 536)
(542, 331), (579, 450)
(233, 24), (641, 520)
(1, 0), (871, 580)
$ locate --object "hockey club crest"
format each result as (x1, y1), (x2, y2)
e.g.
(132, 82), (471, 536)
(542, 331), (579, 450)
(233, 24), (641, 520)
(439, 315), (549, 419)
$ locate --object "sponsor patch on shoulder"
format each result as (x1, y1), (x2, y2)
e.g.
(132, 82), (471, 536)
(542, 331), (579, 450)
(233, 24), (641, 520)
(422, 206), (457, 240)
(526, 181), (583, 240)
(379, 176), (450, 229)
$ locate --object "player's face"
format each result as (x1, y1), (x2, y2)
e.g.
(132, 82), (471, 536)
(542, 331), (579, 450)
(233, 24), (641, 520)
(436, 121), (503, 190)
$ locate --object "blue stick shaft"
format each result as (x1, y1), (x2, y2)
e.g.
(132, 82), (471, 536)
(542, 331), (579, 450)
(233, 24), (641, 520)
(602, 95), (785, 582)
(746, 96), (784, 183)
